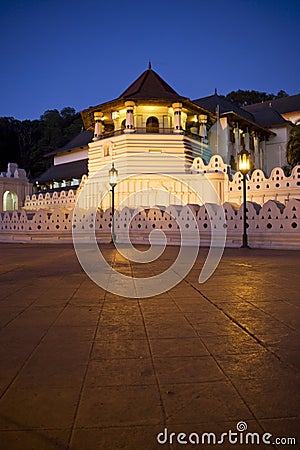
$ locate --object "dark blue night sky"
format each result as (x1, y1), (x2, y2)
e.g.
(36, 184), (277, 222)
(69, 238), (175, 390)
(0, 0), (299, 120)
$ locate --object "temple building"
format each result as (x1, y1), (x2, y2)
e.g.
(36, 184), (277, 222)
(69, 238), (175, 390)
(4, 64), (298, 211)
(0, 163), (32, 211)
(35, 65), (300, 193)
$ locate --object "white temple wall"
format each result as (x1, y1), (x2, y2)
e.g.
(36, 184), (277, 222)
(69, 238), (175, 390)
(208, 118), (229, 163)
(0, 165), (32, 211)
(264, 126), (290, 175)
(88, 133), (211, 177)
(54, 149), (88, 165)
(228, 166), (300, 205)
(23, 156), (300, 212)
(1, 199), (300, 249)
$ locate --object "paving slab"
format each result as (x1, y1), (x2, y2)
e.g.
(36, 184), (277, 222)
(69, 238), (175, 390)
(0, 243), (299, 449)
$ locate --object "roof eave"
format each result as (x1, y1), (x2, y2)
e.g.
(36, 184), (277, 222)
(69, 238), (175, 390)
(81, 97), (216, 130)
(221, 111), (275, 136)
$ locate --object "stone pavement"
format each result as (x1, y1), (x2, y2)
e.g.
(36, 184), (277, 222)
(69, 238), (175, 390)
(0, 243), (299, 449)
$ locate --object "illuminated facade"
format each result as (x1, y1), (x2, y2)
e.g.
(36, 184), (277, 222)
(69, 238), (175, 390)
(24, 66), (300, 210)
(0, 163), (32, 211)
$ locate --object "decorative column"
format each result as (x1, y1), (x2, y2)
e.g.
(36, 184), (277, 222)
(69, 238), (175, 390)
(254, 134), (260, 168)
(260, 139), (266, 171)
(233, 123), (240, 158)
(199, 114), (208, 142)
(172, 103), (183, 133)
(124, 101), (135, 133)
(244, 129), (250, 151)
(93, 112), (103, 141)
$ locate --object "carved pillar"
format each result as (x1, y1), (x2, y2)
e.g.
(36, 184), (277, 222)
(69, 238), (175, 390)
(172, 103), (183, 133)
(199, 114), (208, 142)
(93, 112), (103, 141)
(233, 123), (240, 158)
(124, 101), (135, 133)
(254, 134), (260, 168)
(244, 130), (250, 151)
(260, 139), (266, 171)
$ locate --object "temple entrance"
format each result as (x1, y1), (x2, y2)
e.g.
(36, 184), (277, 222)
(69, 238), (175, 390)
(3, 190), (18, 211)
(146, 116), (159, 133)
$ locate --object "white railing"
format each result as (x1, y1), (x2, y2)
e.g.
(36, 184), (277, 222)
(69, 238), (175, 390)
(1, 199), (299, 249)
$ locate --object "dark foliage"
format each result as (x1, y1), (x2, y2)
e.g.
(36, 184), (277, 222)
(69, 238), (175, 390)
(0, 108), (83, 179)
(223, 89), (289, 107)
(286, 124), (300, 168)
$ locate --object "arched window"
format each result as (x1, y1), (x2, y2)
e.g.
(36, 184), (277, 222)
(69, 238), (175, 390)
(146, 116), (159, 133)
(3, 190), (18, 211)
(121, 119), (126, 130)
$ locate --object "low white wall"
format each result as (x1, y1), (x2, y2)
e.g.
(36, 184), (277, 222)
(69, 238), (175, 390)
(23, 159), (300, 212)
(1, 199), (299, 249)
(227, 165), (300, 205)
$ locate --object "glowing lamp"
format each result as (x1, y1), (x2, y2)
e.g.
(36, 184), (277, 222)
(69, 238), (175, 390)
(238, 147), (251, 175)
(237, 147), (251, 248)
(109, 163), (118, 187)
(109, 162), (118, 243)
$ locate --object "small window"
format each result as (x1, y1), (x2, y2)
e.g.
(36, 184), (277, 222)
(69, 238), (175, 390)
(146, 116), (159, 133)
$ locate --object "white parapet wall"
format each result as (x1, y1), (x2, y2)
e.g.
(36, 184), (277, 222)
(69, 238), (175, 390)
(23, 157), (300, 212)
(1, 199), (299, 249)
(227, 166), (300, 205)
(23, 188), (77, 211)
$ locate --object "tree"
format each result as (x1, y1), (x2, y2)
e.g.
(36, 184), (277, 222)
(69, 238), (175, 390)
(0, 107), (83, 179)
(286, 125), (300, 168)
(0, 117), (20, 171)
(276, 90), (289, 99)
(223, 89), (289, 107)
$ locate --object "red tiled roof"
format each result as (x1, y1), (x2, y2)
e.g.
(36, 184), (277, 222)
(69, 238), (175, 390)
(119, 67), (184, 100)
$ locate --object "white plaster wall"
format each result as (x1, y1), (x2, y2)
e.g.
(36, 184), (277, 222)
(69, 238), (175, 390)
(22, 155), (300, 211)
(265, 126), (289, 175)
(54, 149), (88, 165)
(208, 118), (229, 163)
(1, 199), (300, 249)
(227, 166), (300, 205)
(88, 133), (211, 177)
(0, 177), (32, 211)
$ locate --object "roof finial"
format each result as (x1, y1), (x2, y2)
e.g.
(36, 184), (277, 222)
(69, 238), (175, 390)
(214, 88), (218, 95)
(148, 60), (152, 70)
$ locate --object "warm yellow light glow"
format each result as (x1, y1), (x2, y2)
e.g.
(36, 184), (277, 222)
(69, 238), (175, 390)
(111, 111), (120, 120)
(238, 148), (251, 175)
(109, 163), (118, 186)
(193, 115), (198, 122)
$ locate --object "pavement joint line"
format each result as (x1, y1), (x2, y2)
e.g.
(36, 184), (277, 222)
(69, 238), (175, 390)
(184, 278), (299, 373)
(0, 276), (87, 404)
(222, 287), (298, 332)
(169, 292), (259, 411)
(0, 299), (37, 329)
(171, 275), (298, 449)
(0, 278), (38, 302)
(246, 299), (298, 331)
(0, 265), (26, 276)
(127, 252), (172, 450)
(66, 246), (117, 449)
(1, 245), (298, 447)
(138, 273), (263, 438)
(169, 288), (281, 450)
(0, 330), (52, 402)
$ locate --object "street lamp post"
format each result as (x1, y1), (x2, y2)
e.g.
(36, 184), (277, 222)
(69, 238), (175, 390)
(237, 147), (251, 248)
(109, 162), (118, 243)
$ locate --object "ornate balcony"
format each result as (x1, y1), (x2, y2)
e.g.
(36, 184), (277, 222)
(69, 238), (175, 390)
(94, 127), (207, 143)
